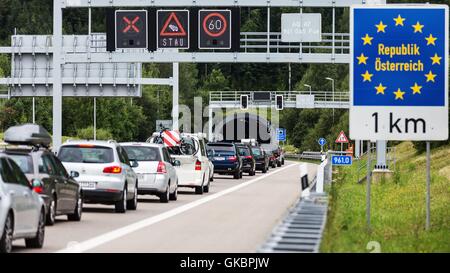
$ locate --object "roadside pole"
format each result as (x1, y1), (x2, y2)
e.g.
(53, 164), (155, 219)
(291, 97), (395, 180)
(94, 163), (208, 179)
(366, 141), (371, 231)
(172, 62), (179, 131)
(52, 0), (63, 150)
(426, 142), (431, 230)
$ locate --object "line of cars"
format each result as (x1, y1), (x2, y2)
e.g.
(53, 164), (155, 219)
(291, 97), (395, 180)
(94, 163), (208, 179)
(206, 139), (285, 180)
(0, 124), (284, 253)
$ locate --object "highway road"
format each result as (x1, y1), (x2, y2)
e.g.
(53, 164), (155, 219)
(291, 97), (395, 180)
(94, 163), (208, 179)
(12, 161), (317, 253)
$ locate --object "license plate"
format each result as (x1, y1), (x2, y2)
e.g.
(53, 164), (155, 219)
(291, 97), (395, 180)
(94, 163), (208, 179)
(214, 157), (226, 161)
(79, 181), (96, 190)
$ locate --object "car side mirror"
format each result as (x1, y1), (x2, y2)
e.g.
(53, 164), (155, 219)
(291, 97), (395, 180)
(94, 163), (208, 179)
(172, 160), (181, 167)
(130, 160), (139, 168)
(70, 171), (80, 178)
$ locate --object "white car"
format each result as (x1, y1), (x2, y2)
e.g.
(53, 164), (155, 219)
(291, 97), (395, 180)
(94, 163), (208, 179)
(0, 155), (46, 253)
(58, 140), (138, 213)
(150, 132), (212, 195)
(121, 143), (179, 203)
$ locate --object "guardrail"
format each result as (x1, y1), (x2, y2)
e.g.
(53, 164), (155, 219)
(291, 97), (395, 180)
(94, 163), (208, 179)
(210, 91), (349, 105)
(241, 32), (349, 54)
(300, 151), (324, 161)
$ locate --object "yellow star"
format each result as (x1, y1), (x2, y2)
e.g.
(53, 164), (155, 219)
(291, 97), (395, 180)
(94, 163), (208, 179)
(375, 21), (387, 33)
(425, 71), (436, 82)
(425, 34), (437, 46)
(430, 53), (442, 65)
(361, 70), (373, 82)
(357, 53), (369, 65)
(412, 21), (424, 33)
(375, 83), (386, 95)
(394, 15), (406, 26)
(393, 88), (405, 100)
(410, 83), (422, 94)
(361, 34), (373, 45)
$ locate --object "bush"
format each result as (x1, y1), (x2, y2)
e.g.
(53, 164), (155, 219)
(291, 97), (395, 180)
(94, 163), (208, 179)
(76, 127), (113, 141)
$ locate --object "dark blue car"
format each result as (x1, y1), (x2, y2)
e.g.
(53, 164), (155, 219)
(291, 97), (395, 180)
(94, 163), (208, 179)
(206, 143), (243, 179)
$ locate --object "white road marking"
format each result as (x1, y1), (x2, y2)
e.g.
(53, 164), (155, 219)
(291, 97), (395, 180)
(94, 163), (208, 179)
(56, 163), (298, 253)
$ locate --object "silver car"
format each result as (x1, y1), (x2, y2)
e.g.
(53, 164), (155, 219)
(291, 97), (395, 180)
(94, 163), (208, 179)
(0, 155), (46, 253)
(58, 140), (138, 213)
(121, 143), (179, 203)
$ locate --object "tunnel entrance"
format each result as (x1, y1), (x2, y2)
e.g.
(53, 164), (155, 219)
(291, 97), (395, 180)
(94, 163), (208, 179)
(213, 112), (274, 144)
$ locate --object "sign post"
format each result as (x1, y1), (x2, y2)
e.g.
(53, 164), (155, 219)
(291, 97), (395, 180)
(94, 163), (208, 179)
(276, 128), (286, 142)
(199, 10), (232, 49)
(115, 10), (148, 49)
(318, 137), (327, 153)
(350, 5), (449, 231)
(335, 131), (349, 152)
(157, 10), (190, 49)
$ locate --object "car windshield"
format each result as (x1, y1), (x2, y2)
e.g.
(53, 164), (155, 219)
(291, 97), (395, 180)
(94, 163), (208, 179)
(7, 154), (33, 174)
(207, 145), (235, 156)
(238, 147), (251, 156)
(251, 148), (261, 156)
(123, 146), (161, 162)
(58, 146), (114, 163)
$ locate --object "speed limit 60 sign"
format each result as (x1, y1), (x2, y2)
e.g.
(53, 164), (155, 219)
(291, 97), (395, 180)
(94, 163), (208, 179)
(199, 10), (231, 49)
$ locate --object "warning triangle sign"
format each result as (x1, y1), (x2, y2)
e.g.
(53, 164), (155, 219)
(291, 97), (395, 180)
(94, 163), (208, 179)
(160, 12), (187, 37)
(335, 131), (349, 143)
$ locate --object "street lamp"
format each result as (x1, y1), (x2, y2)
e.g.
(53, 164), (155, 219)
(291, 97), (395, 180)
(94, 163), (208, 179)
(304, 84), (312, 95)
(325, 77), (335, 126)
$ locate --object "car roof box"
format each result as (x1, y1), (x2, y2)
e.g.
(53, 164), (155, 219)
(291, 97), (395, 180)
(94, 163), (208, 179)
(4, 124), (52, 148)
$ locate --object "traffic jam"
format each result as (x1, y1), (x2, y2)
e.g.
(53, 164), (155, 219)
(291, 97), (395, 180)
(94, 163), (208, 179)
(0, 124), (285, 253)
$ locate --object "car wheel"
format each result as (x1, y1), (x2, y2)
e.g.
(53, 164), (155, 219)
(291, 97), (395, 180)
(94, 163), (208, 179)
(195, 185), (204, 195)
(46, 195), (56, 226)
(203, 181), (210, 193)
(25, 209), (45, 249)
(115, 187), (127, 213)
(68, 193), (83, 221)
(0, 213), (13, 253)
(160, 184), (170, 203)
(233, 169), (240, 179)
(169, 184), (178, 201)
(262, 167), (267, 173)
(127, 183), (138, 210)
(277, 161), (282, 167)
(282, 158), (285, 165)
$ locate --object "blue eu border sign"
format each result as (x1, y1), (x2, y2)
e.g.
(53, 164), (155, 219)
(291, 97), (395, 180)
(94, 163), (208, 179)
(332, 155), (352, 166)
(350, 5), (448, 141)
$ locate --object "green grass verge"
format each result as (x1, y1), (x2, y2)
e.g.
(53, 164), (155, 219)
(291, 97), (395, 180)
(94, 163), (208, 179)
(321, 142), (450, 253)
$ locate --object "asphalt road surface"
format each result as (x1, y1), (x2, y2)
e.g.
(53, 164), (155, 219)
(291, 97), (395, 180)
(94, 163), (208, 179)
(13, 161), (318, 253)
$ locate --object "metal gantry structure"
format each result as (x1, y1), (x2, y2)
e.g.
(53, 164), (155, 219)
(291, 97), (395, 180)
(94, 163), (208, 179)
(0, 0), (387, 153)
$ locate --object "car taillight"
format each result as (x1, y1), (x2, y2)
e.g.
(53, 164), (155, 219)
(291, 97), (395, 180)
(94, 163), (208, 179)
(195, 160), (202, 171)
(31, 179), (44, 194)
(245, 156), (253, 159)
(228, 156), (237, 162)
(103, 166), (122, 174)
(157, 161), (167, 174)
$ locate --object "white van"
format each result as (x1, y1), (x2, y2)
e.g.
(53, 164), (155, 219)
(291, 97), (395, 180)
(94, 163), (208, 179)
(149, 132), (212, 195)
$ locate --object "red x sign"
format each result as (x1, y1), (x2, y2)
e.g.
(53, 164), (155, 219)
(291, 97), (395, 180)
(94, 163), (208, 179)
(122, 16), (140, 33)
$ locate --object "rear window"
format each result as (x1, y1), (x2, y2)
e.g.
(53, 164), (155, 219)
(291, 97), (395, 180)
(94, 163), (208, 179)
(58, 146), (114, 163)
(237, 147), (251, 156)
(123, 146), (161, 162)
(7, 154), (33, 174)
(251, 148), (261, 156)
(207, 145), (236, 156)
